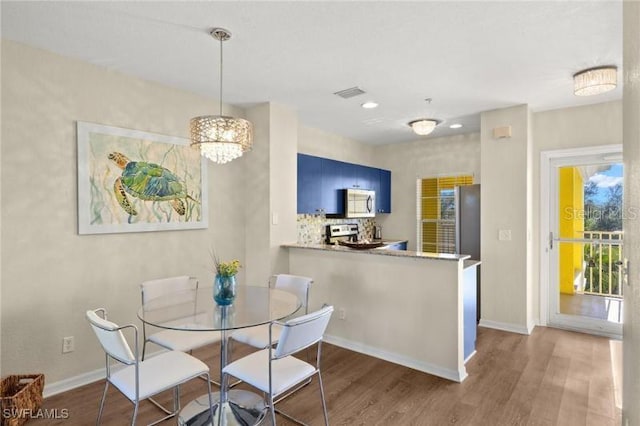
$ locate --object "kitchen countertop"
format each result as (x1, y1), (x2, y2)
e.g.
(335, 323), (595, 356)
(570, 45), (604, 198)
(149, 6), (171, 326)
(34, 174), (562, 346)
(372, 238), (408, 245)
(463, 259), (482, 269)
(283, 242), (470, 261)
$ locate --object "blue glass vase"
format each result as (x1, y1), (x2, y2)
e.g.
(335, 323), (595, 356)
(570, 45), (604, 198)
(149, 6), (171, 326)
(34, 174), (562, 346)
(214, 274), (236, 306)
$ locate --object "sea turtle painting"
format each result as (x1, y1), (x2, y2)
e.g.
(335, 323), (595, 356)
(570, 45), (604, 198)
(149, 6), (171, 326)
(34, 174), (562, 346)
(108, 152), (189, 216)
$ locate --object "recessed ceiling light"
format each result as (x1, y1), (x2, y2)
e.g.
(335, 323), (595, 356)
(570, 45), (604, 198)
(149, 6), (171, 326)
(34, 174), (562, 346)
(361, 101), (378, 109)
(449, 123), (463, 129)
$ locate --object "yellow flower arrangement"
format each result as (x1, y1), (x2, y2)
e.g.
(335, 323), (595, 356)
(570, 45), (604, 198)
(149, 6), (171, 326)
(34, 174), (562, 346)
(215, 258), (241, 277)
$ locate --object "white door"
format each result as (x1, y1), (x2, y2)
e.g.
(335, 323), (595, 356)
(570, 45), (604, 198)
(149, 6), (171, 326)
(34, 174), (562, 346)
(542, 146), (623, 338)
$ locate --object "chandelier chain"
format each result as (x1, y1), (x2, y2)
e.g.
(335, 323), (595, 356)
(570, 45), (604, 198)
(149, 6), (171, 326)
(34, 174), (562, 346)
(219, 33), (223, 115)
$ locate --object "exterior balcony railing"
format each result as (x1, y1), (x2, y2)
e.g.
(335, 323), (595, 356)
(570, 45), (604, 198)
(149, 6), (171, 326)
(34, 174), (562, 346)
(580, 231), (624, 298)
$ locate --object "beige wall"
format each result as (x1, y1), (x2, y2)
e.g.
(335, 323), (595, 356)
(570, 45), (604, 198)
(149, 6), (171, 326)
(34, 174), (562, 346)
(0, 41), (249, 384)
(373, 133), (481, 250)
(244, 103), (299, 284)
(244, 104), (271, 285)
(480, 105), (532, 332)
(298, 125), (375, 165)
(0, 38), (3, 375)
(268, 103), (298, 275)
(526, 108), (535, 330)
(623, 2), (640, 424)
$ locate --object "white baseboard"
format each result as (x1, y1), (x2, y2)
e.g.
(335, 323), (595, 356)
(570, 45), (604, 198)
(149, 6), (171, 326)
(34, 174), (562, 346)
(464, 350), (477, 364)
(44, 367), (105, 398)
(479, 319), (534, 335)
(324, 334), (467, 383)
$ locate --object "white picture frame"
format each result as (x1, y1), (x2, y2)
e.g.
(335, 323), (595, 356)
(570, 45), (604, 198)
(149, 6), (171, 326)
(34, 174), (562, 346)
(77, 122), (208, 235)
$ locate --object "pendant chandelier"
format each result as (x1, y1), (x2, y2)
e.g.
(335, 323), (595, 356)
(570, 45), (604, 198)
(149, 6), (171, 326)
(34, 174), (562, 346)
(190, 28), (253, 164)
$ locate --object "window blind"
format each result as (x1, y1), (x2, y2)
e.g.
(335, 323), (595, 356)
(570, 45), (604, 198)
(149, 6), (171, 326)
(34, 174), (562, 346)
(418, 175), (473, 254)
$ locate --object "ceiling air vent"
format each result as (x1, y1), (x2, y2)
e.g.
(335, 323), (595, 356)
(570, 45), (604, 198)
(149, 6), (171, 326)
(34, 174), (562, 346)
(334, 86), (366, 99)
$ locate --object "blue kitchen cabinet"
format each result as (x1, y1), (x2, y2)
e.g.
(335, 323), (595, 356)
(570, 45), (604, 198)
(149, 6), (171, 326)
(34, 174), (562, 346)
(384, 241), (407, 250)
(378, 169), (391, 213)
(463, 262), (479, 361)
(359, 166), (379, 192)
(297, 155), (344, 214)
(297, 154), (323, 214)
(297, 153), (392, 215)
(340, 161), (360, 189)
(321, 159), (344, 214)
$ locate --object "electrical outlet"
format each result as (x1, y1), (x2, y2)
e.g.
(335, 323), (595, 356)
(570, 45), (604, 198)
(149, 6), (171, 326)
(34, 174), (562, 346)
(62, 336), (75, 354)
(338, 308), (346, 320)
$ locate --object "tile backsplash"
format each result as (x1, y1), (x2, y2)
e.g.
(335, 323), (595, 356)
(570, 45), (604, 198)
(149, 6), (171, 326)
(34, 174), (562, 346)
(297, 214), (376, 244)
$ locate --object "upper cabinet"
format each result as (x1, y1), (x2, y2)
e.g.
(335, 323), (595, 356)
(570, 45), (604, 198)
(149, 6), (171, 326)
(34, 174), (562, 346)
(297, 154), (392, 215)
(297, 154), (343, 214)
(297, 154), (323, 214)
(377, 169), (391, 213)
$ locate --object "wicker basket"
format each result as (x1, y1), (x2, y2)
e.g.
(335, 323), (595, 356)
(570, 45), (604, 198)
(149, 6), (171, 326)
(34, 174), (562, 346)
(1, 374), (45, 426)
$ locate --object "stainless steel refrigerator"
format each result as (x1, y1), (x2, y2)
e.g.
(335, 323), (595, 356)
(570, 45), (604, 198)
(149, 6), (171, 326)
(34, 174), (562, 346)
(455, 184), (481, 322)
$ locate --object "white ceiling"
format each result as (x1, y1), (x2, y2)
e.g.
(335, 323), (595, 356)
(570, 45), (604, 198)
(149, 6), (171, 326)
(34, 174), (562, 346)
(1, 1), (623, 145)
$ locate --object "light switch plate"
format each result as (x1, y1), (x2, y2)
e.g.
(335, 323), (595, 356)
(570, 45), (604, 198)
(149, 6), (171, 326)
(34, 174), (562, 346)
(498, 229), (512, 241)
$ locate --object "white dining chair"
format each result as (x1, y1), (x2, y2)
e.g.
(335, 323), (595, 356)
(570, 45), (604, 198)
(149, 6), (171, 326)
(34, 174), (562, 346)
(86, 308), (215, 426)
(230, 274), (313, 349)
(140, 276), (221, 362)
(222, 305), (333, 426)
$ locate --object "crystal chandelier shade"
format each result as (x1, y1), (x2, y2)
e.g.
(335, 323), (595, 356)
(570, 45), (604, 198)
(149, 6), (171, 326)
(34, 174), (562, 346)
(190, 115), (252, 164)
(190, 28), (253, 164)
(573, 66), (617, 96)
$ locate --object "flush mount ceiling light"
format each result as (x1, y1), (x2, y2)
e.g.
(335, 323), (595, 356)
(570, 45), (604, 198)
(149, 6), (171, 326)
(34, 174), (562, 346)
(361, 101), (379, 109)
(449, 123), (463, 129)
(573, 66), (618, 96)
(190, 28), (253, 164)
(408, 119), (440, 136)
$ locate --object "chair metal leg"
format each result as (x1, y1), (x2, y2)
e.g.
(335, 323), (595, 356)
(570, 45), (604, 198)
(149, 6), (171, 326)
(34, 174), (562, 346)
(200, 374), (241, 388)
(273, 377), (312, 404)
(131, 401), (139, 426)
(142, 340), (147, 361)
(174, 386), (180, 414)
(317, 371), (329, 426)
(273, 375), (325, 426)
(96, 380), (109, 425)
(269, 394), (277, 426)
(147, 397), (174, 415)
(273, 407), (310, 425)
(205, 373), (215, 426)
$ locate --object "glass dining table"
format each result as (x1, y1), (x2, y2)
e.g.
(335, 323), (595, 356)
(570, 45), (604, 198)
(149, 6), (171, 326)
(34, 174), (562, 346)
(137, 284), (301, 426)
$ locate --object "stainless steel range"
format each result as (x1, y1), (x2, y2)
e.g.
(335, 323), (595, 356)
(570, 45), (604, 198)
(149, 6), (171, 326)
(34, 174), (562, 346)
(325, 224), (359, 245)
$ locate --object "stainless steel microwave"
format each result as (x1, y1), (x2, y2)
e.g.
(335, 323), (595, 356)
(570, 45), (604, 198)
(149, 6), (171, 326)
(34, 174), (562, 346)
(344, 189), (376, 218)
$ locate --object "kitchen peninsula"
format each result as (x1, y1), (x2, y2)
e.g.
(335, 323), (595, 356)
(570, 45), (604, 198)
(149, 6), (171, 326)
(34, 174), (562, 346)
(284, 243), (480, 382)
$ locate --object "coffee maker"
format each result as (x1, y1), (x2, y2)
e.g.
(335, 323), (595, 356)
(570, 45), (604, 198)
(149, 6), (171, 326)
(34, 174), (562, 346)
(374, 225), (382, 240)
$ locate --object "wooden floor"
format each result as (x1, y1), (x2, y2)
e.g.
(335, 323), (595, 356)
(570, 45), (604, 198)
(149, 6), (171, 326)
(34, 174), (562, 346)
(560, 293), (623, 323)
(30, 326), (621, 426)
